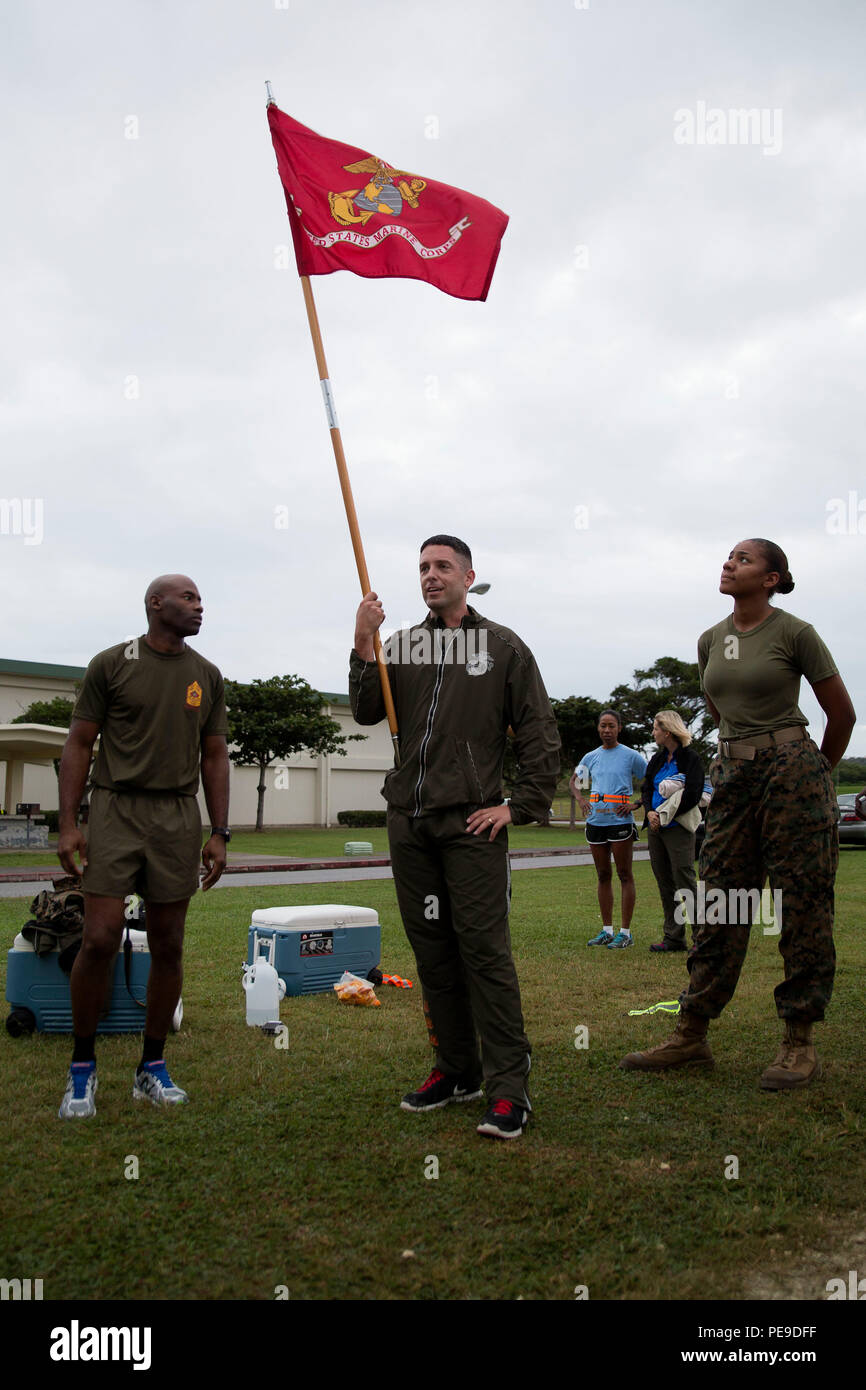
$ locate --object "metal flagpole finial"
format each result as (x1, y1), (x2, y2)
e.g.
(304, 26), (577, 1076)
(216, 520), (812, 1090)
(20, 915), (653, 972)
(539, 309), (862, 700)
(265, 80), (275, 106)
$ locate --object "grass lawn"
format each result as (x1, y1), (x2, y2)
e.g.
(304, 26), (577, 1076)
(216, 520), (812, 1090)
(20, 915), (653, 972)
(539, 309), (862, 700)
(224, 823), (596, 858)
(1, 854), (864, 1303)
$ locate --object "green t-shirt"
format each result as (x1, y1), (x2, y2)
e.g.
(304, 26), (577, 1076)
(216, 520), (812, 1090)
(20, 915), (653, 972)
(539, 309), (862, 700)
(73, 638), (228, 795)
(697, 609), (838, 741)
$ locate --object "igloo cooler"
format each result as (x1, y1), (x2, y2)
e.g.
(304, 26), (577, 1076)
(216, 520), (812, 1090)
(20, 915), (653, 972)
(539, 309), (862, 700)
(5, 927), (182, 1036)
(247, 904), (380, 997)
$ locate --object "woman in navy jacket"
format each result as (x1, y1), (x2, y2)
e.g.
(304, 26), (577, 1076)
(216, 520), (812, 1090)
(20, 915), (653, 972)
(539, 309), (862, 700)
(640, 710), (704, 952)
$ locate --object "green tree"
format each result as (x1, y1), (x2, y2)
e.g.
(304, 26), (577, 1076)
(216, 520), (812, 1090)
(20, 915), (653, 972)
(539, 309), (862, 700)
(11, 697), (76, 728)
(837, 757), (866, 786)
(550, 695), (606, 773)
(607, 656), (715, 765)
(225, 676), (364, 831)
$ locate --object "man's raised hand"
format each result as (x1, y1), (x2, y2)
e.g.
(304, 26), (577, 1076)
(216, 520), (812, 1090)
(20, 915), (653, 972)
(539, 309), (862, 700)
(354, 592), (386, 661)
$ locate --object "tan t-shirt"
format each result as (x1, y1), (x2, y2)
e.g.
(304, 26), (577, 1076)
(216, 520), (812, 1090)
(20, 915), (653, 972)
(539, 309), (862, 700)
(697, 609), (837, 741)
(73, 638), (228, 795)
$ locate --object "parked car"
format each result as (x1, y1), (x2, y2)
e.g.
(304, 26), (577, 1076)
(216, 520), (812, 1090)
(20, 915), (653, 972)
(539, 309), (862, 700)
(836, 795), (866, 847)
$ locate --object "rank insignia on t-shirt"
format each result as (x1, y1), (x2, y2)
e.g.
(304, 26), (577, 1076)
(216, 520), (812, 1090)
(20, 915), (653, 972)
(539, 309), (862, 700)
(185, 681), (203, 709)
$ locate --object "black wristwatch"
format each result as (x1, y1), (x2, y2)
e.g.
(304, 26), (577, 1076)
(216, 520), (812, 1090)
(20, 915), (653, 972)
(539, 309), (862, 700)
(211, 826), (232, 841)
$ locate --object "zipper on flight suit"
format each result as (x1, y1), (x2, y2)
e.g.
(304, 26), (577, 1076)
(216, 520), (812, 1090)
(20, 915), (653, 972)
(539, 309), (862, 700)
(412, 628), (459, 818)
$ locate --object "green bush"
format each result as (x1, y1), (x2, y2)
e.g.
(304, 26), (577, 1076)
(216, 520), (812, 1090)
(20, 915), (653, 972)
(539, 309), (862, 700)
(337, 810), (387, 828)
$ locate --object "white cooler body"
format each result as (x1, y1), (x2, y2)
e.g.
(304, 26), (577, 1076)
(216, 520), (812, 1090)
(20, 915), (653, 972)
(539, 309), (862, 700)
(247, 904), (381, 996)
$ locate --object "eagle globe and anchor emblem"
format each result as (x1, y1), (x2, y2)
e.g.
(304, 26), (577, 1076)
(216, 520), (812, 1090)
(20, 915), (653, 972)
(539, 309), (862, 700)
(292, 155), (473, 260)
(466, 652), (494, 677)
(328, 157), (427, 228)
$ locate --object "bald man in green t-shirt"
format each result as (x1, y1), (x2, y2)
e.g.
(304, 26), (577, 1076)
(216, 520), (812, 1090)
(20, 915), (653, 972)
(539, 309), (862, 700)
(56, 575), (230, 1119)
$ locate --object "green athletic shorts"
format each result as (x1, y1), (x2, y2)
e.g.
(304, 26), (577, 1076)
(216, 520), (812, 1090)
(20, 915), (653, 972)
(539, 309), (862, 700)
(82, 787), (202, 902)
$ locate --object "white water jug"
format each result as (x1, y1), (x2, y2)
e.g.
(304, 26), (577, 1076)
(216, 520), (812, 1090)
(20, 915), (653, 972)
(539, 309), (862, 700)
(242, 956), (286, 1026)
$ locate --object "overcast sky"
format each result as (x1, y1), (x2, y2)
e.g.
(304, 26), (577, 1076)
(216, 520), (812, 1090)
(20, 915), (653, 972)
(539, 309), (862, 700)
(2, 0), (865, 751)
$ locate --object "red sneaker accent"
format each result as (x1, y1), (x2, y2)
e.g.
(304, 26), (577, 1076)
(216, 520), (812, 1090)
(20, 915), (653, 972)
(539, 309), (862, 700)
(419, 1069), (445, 1091)
(492, 1099), (514, 1116)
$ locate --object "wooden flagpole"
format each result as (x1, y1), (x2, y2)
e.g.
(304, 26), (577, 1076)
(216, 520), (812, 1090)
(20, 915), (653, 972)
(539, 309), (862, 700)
(266, 83), (398, 762)
(267, 82), (433, 1043)
(298, 273), (401, 766)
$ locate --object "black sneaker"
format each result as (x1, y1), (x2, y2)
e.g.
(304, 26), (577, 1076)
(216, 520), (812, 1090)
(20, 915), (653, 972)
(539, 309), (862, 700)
(477, 1099), (528, 1140)
(400, 1067), (483, 1112)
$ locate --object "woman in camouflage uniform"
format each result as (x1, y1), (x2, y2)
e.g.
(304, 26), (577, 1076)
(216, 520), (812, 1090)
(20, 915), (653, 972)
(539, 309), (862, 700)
(621, 539), (856, 1089)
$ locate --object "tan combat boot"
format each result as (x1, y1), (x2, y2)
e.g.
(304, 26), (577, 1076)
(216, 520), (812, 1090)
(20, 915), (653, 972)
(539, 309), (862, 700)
(759, 1021), (822, 1091)
(619, 1011), (714, 1072)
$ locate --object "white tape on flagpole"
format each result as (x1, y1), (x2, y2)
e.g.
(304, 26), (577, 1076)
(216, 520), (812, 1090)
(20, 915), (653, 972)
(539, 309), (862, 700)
(320, 378), (339, 429)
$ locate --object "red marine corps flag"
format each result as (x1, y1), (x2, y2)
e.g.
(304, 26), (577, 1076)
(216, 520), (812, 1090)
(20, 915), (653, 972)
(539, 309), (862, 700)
(265, 89), (508, 769)
(267, 104), (508, 301)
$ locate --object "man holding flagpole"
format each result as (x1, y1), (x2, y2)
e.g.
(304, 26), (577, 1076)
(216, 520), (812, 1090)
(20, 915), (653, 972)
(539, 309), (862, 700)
(268, 102), (552, 1134)
(350, 536), (561, 1139)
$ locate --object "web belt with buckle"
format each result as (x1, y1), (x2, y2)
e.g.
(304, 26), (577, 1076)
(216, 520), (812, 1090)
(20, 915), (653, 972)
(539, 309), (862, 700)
(717, 725), (807, 760)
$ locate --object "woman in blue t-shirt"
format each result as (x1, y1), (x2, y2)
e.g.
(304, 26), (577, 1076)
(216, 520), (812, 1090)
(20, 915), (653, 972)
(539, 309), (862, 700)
(570, 710), (647, 949)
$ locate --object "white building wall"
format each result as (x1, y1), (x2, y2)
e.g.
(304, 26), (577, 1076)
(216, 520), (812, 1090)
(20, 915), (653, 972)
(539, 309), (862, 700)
(13, 765), (60, 807)
(330, 767), (388, 816)
(0, 673), (76, 723)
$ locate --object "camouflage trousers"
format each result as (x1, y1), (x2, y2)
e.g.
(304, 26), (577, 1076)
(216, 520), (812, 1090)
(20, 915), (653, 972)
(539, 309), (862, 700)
(682, 737), (838, 1023)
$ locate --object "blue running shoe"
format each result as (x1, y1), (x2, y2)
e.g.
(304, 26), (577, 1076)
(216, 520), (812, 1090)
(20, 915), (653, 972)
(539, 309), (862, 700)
(59, 1061), (97, 1119)
(587, 930), (614, 946)
(133, 1060), (188, 1106)
(607, 931), (633, 949)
